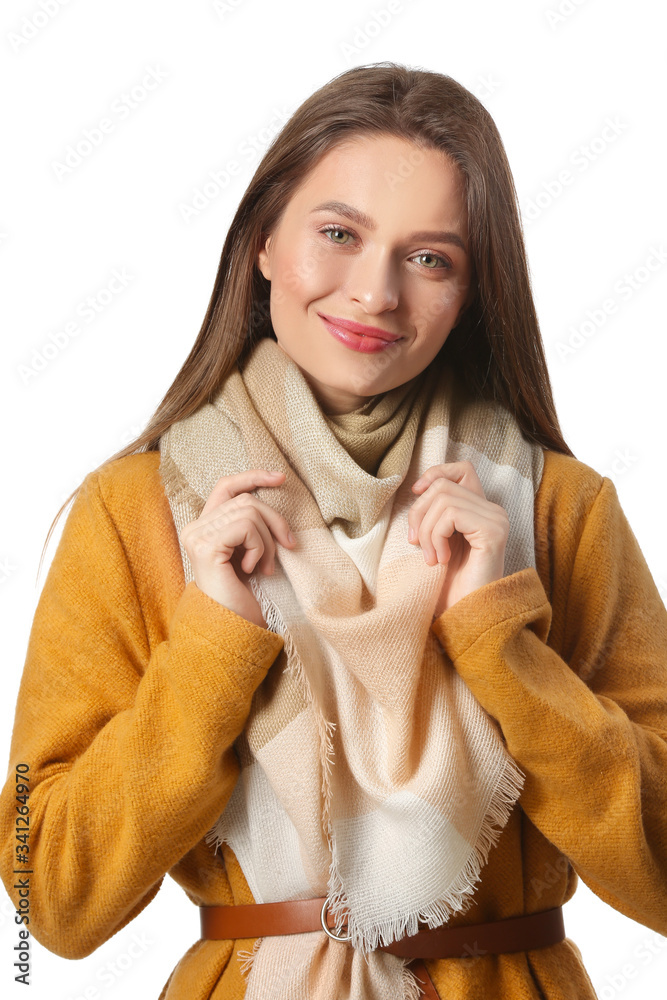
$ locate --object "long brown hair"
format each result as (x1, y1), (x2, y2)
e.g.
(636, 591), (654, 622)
(39, 60), (574, 579)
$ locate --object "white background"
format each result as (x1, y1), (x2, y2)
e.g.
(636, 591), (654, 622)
(1, 0), (666, 997)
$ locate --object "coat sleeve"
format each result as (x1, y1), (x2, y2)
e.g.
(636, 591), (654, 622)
(430, 473), (667, 934)
(0, 468), (285, 959)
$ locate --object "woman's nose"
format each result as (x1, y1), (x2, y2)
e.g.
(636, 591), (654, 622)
(347, 251), (400, 314)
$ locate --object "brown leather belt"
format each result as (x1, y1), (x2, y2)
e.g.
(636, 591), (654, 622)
(200, 898), (565, 1000)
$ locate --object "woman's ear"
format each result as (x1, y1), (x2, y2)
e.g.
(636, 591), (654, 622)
(257, 234), (272, 281)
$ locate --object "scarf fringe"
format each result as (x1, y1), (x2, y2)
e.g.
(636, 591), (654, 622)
(159, 451), (205, 516)
(237, 937), (263, 979)
(203, 575), (338, 867)
(327, 749), (525, 954)
(204, 824), (224, 854)
(402, 961), (425, 1000)
(248, 575), (338, 849)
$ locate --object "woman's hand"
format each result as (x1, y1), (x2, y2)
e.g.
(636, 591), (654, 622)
(409, 460), (510, 615)
(180, 469), (296, 629)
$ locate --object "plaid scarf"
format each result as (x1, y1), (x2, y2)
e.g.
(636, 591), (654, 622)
(158, 336), (544, 999)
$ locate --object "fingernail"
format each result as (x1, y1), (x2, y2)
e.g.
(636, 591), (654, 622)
(287, 531), (295, 544)
(408, 527), (416, 542)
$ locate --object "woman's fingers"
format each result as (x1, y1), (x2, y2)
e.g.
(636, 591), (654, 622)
(213, 511), (272, 575)
(192, 469), (295, 552)
(409, 487), (483, 557)
(201, 469), (283, 516)
(408, 465), (509, 565)
(179, 468), (294, 627)
(413, 497), (479, 565)
(412, 460), (486, 498)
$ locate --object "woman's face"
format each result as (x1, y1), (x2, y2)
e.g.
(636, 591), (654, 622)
(257, 133), (473, 414)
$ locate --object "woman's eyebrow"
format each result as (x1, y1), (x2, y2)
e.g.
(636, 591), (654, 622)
(310, 200), (467, 253)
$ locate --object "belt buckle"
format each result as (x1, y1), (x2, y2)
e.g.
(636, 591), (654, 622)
(320, 897), (351, 942)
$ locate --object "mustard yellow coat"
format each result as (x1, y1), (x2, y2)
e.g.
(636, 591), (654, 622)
(2, 448), (667, 999)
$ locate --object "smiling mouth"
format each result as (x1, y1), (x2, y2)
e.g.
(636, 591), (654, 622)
(318, 313), (405, 354)
(317, 312), (403, 343)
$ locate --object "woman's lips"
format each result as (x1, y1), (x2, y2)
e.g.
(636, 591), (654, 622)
(318, 312), (403, 341)
(318, 313), (403, 354)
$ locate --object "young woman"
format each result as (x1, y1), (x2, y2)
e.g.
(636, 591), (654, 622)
(2, 62), (666, 1000)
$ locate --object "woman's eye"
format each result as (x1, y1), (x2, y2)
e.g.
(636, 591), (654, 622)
(319, 226), (452, 270)
(412, 252), (451, 270)
(320, 225), (352, 245)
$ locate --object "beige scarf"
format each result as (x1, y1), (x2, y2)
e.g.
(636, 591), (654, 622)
(158, 336), (544, 1000)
